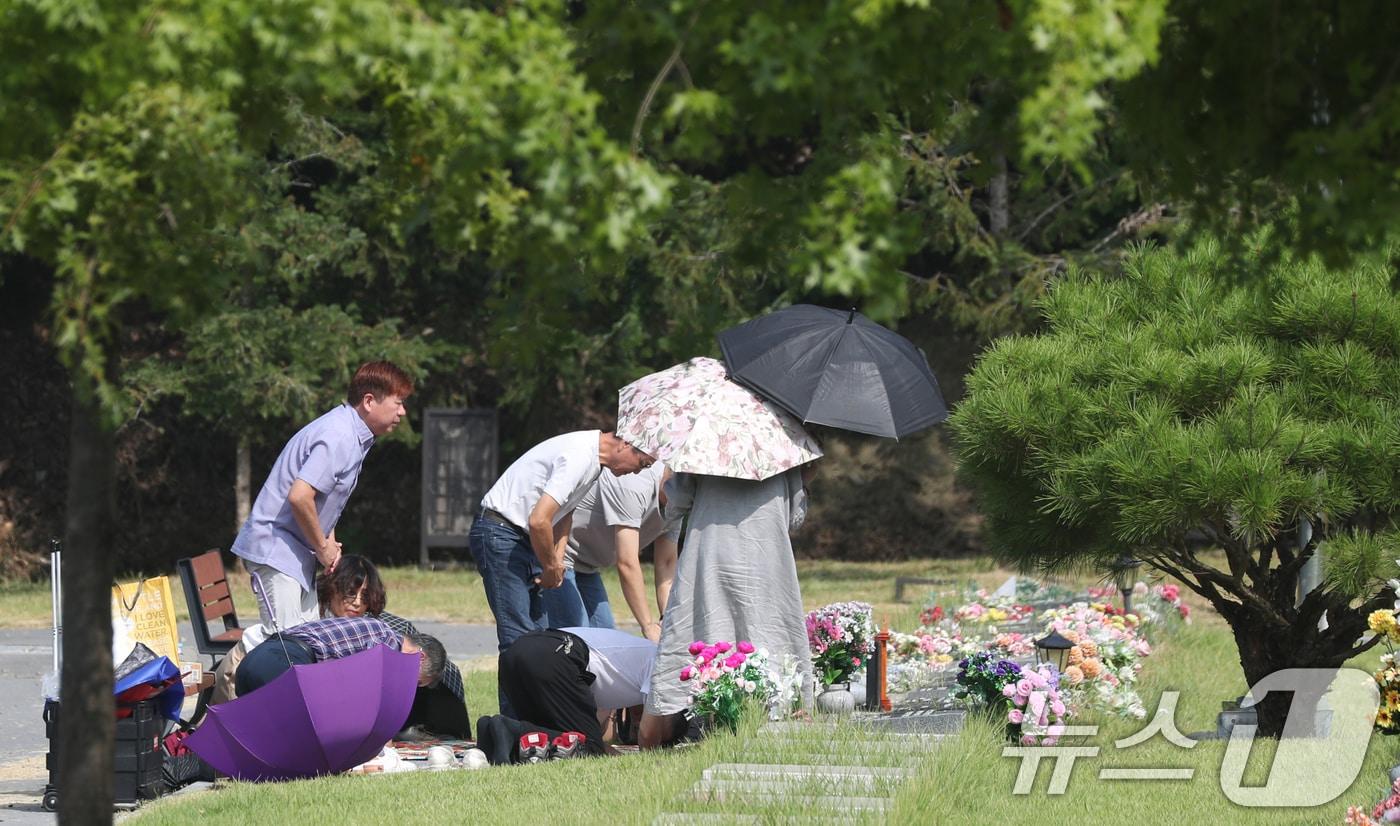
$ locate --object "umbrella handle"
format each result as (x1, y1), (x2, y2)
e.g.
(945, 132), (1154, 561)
(248, 571), (301, 671)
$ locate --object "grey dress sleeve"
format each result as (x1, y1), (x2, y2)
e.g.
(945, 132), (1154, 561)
(661, 472), (696, 522)
(785, 468), (809, 533)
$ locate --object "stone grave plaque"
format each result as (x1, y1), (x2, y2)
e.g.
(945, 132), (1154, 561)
(862, 708), (967, 734)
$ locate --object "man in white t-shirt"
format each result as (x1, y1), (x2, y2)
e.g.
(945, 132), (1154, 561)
(470, 430), (654, 658)
(541, 463), (681, 641)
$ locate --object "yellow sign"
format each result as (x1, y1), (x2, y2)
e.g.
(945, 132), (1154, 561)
(111, 576), (180, 665)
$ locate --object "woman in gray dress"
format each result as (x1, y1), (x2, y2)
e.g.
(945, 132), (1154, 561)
(638, 466), (813, 746)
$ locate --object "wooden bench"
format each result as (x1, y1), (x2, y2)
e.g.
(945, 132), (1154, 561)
(177, 550), (245, 661)
(176, 550), (245, 728)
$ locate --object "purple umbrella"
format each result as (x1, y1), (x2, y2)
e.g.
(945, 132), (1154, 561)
(186, 644), (418, 781)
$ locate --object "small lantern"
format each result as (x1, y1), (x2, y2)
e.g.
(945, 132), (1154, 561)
(1113, 556), (1141, 614)
(1034, 630), (1075, 672)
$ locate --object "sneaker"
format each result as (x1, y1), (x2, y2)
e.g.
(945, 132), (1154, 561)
(518, 731), (550, 764)
(550, 731), (587, 760)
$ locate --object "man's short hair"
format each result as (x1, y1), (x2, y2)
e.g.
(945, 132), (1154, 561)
(408, 633), (447, 687)
(347, 361), (413, 405)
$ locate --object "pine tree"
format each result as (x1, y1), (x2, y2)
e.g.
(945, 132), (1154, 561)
(952, 237), (1400, 735)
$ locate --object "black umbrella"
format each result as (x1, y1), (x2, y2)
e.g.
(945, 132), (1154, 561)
(718, 304), (947, 439)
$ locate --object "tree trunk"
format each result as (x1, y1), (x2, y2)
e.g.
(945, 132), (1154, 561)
(1232, 618), (1324, 738)
(235, 433), (251, 533)
(58, 384), (115, 824)
(989, 153), (1010, 237)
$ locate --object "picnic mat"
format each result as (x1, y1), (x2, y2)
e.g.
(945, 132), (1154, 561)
(389, 738), (477, 761)
(388, 738), (644, 760)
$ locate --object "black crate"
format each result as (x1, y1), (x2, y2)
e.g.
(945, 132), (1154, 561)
(43, 697), (173, 809)
(114, 767), (166, 804)
(115, 720), (164, 762)
(113, 749), (164, 773)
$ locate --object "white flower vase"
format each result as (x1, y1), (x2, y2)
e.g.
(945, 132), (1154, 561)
(816, 682), (856, 716)
(850, 675), (867, 707)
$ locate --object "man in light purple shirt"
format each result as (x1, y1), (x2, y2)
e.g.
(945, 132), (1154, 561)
(232, 361), (413, 633)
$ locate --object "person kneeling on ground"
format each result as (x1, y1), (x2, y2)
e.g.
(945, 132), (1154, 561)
(235, 615), (445, 696)
(476, 626), (688, 765)
(318, 555), (472, 738)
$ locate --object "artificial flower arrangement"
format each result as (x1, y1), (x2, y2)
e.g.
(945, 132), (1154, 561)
(1015, 578), (1081, 606)
(1043, 601), (1151, 719)
(885, 629), (968, 693)
(952, 650), (1023, 712)
(806, 601), (875, 687)
(991, 631), (1036, 659)
(680, 639), (778, 732)
(1123, 582), (1192, 638)
(953, 651), (1068, 744)
(1001, 662), (1070, 745)
(951, 588), (1036, 626)
(1367, 609), (1400, 735)
(1344, 775), (1400, 824)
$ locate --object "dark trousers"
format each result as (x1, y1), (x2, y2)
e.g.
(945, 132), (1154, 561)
(406, 684), (472, 739)
(497, 630), (604, 754)
(235, 636), (315, 696)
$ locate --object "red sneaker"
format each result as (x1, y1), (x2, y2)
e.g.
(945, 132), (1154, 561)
(550, 731), (587, 760)
(518, 731), (550, 764)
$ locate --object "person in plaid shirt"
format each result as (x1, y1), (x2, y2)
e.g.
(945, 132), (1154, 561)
(317, 556), (471, 737)
(235, 615), (446, 696)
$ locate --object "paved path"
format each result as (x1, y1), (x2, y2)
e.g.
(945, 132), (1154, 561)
(0, 623), (502, 823)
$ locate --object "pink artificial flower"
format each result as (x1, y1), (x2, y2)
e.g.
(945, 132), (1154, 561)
(1011, 693), (1027, 708)
(852, 658), (861, 667)
(1008, 709), (1024, 724)
(738, 641), (755, 654)
(716, 641), (732, 654)
(680, 666), (695, 681)
(1002, 684), (1018, 699)
(1020, 734), (1037, 745)
(1027, 693), (1047, 726)
(724, 653), (745, 669)
(1051, 700), (1066, 716)
(1015, 679), (1034, 697)
(701, 646), (718, 661)
(689, 641), (706, 656)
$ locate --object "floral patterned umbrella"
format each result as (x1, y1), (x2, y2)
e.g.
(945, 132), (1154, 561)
(616, 357), (822, 481)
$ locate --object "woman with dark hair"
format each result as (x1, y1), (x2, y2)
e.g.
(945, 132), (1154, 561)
(318, 555), (472, 738)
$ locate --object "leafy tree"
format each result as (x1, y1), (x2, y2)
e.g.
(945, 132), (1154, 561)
(125, 306), (436, 533)
(951, 238), (1400, 735)
(571, 0), (1400, 324)
(1, 2), (662, 819)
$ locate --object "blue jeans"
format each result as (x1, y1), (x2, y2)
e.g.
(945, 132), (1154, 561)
(469, 516), (546, 653)
(540, 569), (617, 629)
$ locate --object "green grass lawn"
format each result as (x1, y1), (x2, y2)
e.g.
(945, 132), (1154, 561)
(125, 610), (1400, 825)
(0, 557), (1044, 630)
